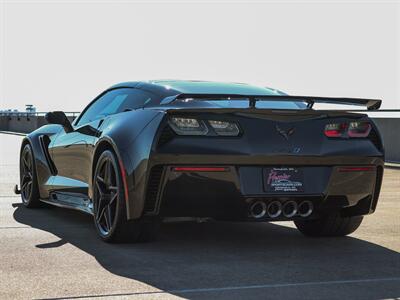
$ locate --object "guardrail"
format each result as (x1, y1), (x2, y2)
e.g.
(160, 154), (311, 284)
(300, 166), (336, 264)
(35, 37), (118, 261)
(0, 111), (80, 118)
(0, 112), (79, 134)
(0, 110), (398, 163)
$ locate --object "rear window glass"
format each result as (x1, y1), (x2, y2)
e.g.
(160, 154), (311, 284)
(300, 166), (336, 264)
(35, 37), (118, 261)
(186, 99), (307, 109)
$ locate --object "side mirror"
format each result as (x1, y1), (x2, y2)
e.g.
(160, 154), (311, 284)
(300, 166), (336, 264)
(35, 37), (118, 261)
(45, 111), (74, 133)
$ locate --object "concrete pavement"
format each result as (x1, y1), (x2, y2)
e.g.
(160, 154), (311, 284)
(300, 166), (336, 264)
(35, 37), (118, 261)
(0, 133), (399, 299)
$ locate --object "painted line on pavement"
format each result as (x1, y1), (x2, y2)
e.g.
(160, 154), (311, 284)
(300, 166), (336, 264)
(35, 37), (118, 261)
(38, 277), (400, 299)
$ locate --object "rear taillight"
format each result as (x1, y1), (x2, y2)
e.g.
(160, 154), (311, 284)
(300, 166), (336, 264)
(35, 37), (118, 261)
(348, 121), (371, 137)
(324, 121), (371, 138)
(208, 120), (240, 136)
(169, 117), (209, 136)
(324, 123), (348, 137)
(168, 117), (240, 136)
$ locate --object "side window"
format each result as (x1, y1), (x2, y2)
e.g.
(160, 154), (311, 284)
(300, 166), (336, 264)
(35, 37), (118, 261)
(75, 89), (153, 126)
(75, 90), (125, 126)
(116, 90), (154, 112)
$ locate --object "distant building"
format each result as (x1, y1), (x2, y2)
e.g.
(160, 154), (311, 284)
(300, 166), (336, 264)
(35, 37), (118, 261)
(0, 104), (37, 115)
(25, 104), (36, 114)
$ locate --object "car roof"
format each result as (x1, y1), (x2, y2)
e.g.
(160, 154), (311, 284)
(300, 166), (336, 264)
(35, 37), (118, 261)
(109, 80), (285, 97)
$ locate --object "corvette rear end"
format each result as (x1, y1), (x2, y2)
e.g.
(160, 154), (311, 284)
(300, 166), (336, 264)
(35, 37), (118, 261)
(142, 95), (384, 236)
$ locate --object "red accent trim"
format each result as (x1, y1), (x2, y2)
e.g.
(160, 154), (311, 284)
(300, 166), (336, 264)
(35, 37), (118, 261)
(119, 160), (129, 201)
(338, 166), (375, 172)
(172, 167), (229, 172)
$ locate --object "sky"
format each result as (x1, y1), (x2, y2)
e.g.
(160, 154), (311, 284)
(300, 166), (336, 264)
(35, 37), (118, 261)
(1, 0), (399, 113)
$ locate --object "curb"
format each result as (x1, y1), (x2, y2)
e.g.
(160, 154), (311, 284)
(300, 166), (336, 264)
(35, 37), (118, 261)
(0, 131), (27, 136)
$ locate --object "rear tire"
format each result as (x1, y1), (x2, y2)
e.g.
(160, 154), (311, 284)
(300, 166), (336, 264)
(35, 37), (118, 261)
(294, 213), (363, 237)
(20, 144), (41, 208)
(92, 150), (159, 243)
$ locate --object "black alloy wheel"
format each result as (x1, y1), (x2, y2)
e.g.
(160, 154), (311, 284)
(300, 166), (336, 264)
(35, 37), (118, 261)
(93, 150), (160, 243)
(93, 151), (120, 237)
(20, 144), (40, 207)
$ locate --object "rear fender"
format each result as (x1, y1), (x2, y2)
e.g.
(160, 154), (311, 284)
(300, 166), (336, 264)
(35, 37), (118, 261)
(92, 110), (165, 219)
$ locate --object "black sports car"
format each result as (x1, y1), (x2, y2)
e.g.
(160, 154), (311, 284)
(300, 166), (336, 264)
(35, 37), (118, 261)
(17, 80), (384, 242)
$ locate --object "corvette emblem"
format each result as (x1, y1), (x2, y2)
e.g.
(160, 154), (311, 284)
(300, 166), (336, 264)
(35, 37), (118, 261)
(276, 125), (295, 141)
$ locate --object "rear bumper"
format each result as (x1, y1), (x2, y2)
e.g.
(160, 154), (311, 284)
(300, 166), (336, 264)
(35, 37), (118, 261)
(143, 155), (384, 221)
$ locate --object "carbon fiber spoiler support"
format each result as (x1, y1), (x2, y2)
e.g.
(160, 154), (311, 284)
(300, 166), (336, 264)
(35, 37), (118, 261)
(161, 94), (382, 110)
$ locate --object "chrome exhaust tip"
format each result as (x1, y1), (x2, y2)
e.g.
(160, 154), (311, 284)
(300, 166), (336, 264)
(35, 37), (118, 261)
(298, 200), (313, 217)
(267, 201), (282, 218)
(249, 201), (267, 219)
(282, 200), (298, 218)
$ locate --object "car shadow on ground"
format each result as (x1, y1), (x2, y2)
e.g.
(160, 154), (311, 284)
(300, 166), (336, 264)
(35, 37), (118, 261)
(13, 203), (400, 299)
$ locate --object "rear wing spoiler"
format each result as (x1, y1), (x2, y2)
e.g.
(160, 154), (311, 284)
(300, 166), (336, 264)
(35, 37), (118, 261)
(161, 94), (382, 111)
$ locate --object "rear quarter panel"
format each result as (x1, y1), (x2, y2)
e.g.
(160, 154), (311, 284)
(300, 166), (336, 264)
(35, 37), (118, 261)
(93, 109), (165, 219)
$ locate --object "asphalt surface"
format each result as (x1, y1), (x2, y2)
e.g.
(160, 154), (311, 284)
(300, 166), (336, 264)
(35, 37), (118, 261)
(0, 133), (399, 300)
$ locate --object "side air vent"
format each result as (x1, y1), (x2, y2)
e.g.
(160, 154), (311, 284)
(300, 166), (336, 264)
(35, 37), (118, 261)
(144, 166), (164, 213)
(157, 125), (176, 148)
(371, 165), (384, 211)
(39, 135), (57, 175)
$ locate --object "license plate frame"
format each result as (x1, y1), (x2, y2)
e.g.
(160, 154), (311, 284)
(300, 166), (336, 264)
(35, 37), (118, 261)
(263, 167), (304, 193)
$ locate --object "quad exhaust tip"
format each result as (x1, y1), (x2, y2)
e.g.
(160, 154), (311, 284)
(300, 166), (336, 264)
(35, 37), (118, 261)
(298, 200), (313, 217)
(267, 201), (282, 218)
(249, 199), (313, 219)
(249, 200), (267, 219)
(282, 200), (298, 218)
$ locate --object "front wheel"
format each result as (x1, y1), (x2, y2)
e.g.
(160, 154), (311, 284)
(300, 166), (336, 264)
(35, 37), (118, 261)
(20, 144), (41, 208)
(294, 213), (363, 237)
(92, 150), (159, 243)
